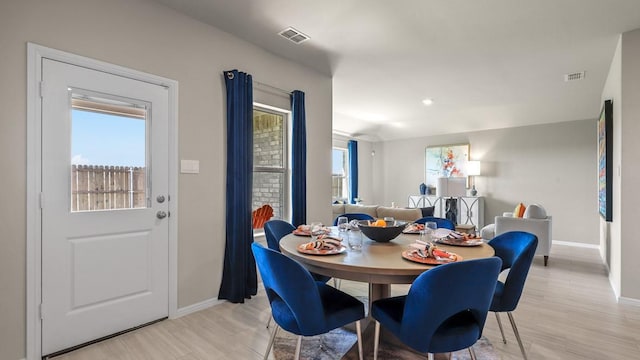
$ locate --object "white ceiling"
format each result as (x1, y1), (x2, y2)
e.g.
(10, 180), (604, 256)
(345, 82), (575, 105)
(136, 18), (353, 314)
(153, 0), (640, 141)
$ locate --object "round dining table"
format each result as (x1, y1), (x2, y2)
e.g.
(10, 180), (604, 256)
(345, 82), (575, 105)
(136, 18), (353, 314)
(279, 229), (496, 359)
(279, 229), (495, 307)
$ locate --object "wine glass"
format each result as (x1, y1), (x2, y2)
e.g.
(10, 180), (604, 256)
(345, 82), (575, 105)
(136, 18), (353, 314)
(310, 222), (324, 241)
(336, 216), (349, 237)
(424, 221), (438, 243)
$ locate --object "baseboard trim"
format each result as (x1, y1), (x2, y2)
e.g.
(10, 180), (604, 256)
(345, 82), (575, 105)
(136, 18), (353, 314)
(554, 240), (600, 249)
(174, 298), (224, 318)
(619, 296), (640, 307)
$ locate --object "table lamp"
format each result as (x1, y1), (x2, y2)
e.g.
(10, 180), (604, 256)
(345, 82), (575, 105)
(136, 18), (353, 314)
(467, 161), (481, 196)
(436, 177), (466, 225)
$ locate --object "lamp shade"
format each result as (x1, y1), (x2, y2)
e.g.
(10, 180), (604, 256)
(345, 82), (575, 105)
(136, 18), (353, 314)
(436, 177), (466, 197)
(467, 161), (481, 176)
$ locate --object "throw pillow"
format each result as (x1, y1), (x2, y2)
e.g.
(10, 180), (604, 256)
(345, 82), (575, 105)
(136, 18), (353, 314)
(523, 204), (547, 219)
(513, 203), (526, 218)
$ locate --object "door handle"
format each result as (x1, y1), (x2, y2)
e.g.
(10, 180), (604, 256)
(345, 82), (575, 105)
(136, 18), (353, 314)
(156, 211), (167, 219)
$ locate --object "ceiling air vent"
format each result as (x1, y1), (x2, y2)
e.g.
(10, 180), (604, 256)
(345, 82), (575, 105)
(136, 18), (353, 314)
(564, 71), (586, 82)
(278, 27), (310, 44)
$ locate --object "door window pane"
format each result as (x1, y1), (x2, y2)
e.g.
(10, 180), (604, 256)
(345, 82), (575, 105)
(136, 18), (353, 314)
(70, 93), (148, 211)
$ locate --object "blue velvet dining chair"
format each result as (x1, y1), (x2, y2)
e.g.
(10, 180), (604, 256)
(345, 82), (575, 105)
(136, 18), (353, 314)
(488, 231), (538, 360)
(372, 257), (502, 360)
(252, 243), (365, 360)
(263, 220), (332, 284)
(332, 212), (374, 225)
(415, 216), (455, 230)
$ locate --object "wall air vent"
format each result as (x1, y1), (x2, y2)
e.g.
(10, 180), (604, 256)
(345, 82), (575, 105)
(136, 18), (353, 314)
(564, 71), (586, 82)
(278, 27), (310, 44)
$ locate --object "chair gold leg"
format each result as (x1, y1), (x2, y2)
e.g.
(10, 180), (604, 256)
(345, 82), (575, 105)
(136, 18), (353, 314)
(333, 278), (342, 288)
(427, 353), (435, 360)
(468, 346), (478, 360)
(495, 312), (507, 344)
(374, 321), (381, 360)
(507, 312), (528, 360)
(263, 324), (279, 360)
(294, 335), (302, 360)
(356, 320), (363, 360)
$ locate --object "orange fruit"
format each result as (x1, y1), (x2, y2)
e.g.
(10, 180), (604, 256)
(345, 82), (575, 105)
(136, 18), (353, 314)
(373, 219), (387, 227)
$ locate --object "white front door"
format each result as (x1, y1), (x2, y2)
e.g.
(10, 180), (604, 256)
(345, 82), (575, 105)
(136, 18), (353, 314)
(41, 58), (169, 355)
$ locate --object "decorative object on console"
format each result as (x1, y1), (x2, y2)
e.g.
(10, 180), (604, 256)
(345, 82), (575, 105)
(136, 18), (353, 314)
(436, 177), (466, 226)
(467, 160), (481, 196)
(419, 182), (427, 195)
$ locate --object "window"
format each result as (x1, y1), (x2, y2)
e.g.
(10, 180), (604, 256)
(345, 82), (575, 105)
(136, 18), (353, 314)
(70, 92), (148, 212)
(253, 106), (289, 222)
(332, 147), (348, 202)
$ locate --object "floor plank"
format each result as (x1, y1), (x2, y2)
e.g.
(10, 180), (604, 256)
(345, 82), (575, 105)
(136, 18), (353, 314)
(55, 244), (640, 359)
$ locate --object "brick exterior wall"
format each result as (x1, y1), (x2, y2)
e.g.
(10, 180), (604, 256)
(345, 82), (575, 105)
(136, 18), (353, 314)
(253, 111), (285, 220)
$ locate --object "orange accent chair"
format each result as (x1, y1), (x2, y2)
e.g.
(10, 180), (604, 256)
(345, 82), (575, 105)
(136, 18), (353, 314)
(252, 204), (274, 229)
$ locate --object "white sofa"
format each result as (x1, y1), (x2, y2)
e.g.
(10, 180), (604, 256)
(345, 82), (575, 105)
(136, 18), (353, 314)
(481, 204), (552, 266)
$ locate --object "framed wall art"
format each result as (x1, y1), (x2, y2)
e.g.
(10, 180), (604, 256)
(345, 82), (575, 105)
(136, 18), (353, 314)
(425, 143), (470, 189)
(598, 99), (613, 222)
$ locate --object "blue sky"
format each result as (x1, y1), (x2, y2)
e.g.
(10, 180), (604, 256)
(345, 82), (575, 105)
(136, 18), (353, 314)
(71, 109), (146, 167)
(332, 148), (345, 175)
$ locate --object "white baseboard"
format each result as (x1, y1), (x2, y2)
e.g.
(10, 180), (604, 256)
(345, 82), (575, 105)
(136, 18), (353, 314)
(619, 296), (640, 307)
(553, 240), (600, 249)
(174, 297), (224, 318)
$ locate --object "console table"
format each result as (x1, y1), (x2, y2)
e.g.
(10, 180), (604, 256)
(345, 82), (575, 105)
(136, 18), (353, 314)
(408, 195), (484, 228)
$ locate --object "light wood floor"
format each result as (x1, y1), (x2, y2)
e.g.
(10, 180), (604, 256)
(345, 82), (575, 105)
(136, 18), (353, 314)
(55, 244), (640, 360)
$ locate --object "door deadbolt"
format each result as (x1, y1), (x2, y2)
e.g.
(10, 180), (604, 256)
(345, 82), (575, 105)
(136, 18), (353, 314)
(156, 195), (165, 203)
(156, 211), (167, 219)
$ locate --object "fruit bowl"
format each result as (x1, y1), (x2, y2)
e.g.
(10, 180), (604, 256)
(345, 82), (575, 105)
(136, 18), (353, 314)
(357, 220), (407, 243)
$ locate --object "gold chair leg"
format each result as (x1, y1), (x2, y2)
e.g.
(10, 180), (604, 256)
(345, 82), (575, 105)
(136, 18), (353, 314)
(468, 346), (478, 360)
(507, 312), (528, 360)
(374, 321), (381, 360)
(495, 312), (507, 344)
(356, 320), (363, 360)
(294, 335), (302, 360)
(427, 353), (435, 360)
(263, 324), (279, 360)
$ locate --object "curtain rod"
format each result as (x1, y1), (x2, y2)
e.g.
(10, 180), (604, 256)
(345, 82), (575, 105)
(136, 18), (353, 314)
(254, 80), (292, 96)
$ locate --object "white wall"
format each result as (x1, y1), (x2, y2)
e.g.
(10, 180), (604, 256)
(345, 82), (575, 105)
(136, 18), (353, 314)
(601, 36), (622, 295)
(0, 0), (332, 358)
(619, 28), (640, 301)
(375, 120), (598, 245)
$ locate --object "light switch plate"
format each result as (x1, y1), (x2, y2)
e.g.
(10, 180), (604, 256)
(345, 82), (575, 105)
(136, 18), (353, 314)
(181, 160), (200, 174)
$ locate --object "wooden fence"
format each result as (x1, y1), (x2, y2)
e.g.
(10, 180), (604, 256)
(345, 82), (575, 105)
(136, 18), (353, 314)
(71, 165), (146, 211)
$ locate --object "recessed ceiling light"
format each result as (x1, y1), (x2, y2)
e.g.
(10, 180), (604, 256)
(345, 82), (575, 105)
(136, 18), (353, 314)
(422, 98), (434, 106)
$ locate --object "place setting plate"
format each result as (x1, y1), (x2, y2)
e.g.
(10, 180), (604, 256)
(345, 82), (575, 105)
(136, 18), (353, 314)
(401, 249), (463, 265)
(292, 228), (331, 236)
(297, 244), (347, 255)
(402, 223), (424, 234)
(434, 237), (484, 247)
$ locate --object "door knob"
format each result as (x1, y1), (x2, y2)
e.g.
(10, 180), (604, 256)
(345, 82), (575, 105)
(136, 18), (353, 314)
(156, 195), (165, 203)
(156, 211), (167, 219)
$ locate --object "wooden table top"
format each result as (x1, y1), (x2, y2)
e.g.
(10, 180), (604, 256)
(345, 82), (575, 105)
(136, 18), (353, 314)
(279, 230), (495, 284)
